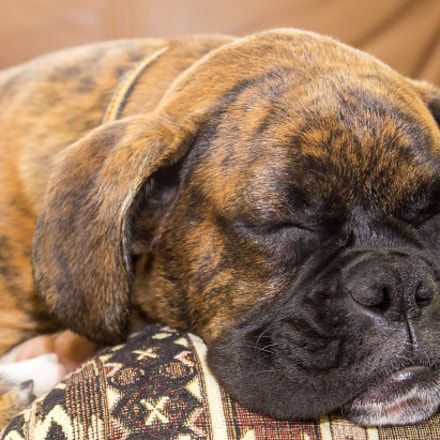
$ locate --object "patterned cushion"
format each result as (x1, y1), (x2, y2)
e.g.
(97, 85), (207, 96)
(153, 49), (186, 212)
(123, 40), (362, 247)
(2, 325), (440, 439)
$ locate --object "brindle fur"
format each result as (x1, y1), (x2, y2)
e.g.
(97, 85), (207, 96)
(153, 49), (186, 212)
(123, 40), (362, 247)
(0, 29), (439, 427)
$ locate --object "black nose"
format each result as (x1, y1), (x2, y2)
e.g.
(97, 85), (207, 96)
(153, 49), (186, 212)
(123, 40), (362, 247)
(342, 251), (436, 320)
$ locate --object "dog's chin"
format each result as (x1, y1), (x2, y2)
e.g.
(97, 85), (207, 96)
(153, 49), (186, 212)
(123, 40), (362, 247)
(343, 366), (440, 426)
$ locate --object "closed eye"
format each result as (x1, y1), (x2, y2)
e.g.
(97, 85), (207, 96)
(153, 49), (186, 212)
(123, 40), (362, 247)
(236, 220), (316, 235)
(401, 181), (440, 227)
(403, 207), (440, 228)
(414, 210), (440, 231)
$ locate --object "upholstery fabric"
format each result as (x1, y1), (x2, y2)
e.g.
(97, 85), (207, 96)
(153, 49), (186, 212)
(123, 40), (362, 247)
(2, 325), (440, 439)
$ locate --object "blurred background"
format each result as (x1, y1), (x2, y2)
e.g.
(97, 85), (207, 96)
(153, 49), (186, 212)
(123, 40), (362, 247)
(0, 0), (438, 82)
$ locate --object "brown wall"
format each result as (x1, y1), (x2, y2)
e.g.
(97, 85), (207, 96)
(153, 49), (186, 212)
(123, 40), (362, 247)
(0, 0), (439, 82)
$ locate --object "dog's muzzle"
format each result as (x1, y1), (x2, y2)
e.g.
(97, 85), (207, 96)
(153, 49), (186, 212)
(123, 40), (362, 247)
(208, 244), (440, 425)
(340, 247), (440, 425)
(273, 245), (440, 424)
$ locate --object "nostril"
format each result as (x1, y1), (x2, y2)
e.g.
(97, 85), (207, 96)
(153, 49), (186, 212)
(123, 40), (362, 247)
(371, 286), (391, 312)
(415, 282), (434, 307)
(350, 283), (391, 310)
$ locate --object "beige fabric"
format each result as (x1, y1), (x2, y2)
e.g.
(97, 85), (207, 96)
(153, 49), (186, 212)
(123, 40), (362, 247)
(4, 326), (439, 440)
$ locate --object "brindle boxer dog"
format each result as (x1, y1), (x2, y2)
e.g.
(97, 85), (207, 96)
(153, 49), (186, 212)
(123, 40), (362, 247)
(0, 29), (439, 428)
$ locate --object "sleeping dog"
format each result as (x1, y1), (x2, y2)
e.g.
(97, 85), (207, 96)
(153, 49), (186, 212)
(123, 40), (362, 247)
(0, 29), (439, 428)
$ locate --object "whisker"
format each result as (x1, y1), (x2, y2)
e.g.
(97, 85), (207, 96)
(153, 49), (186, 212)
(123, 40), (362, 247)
(246, 368), (277, 377)
(260, 342), (279, 351)
(244, 344), (274, 354)
(255, 326), (272, 347)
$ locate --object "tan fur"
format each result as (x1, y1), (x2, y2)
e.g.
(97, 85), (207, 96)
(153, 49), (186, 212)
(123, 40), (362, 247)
(0, 29), (438, 427)
(0, 387), (31, 428)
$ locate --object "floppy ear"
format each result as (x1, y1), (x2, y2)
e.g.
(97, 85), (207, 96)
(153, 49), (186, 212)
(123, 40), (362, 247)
(410, 79), (440, 126)
(33, 113), (200, 344)
(32, 29), (309, 345)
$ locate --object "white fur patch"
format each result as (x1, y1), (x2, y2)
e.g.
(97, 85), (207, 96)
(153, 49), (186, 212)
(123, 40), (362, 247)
(0, 353), (65, 397)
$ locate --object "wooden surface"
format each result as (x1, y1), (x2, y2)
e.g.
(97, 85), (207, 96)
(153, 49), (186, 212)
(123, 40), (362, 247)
(0, 0), (439, 82)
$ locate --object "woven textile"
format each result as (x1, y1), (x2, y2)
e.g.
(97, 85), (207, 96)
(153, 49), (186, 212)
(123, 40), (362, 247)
(2, 325), (440, 439)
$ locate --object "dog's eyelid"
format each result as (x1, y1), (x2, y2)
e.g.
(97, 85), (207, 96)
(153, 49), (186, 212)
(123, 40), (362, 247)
(393, 193), (440, 227)
(236, 219), (316, 234)
(412, 210), (440, 228)
(277, 222), (316, 232)
(399, 201), (440, 227)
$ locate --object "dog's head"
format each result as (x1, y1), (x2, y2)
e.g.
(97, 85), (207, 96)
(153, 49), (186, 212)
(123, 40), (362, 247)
(33, 30), (440, 425)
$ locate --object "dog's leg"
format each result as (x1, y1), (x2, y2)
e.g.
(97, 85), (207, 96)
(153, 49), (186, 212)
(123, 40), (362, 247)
(0, 353), (66, 428)
(0, 331), (96, 428)
(0, 306), (41, 427)
(0, 354), (66, 396)
(0, 378), (34, 430)
(0, 326), (54, 428)
(0, 324), (47, 428)
(3, 331), (97, 370)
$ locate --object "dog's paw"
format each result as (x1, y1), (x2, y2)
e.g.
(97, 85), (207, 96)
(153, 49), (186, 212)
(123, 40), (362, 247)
(0, 353), (66, 397)
(0, 378), (34, 428)
(0, 353), (66, 428)
(0, 378), (35, 407)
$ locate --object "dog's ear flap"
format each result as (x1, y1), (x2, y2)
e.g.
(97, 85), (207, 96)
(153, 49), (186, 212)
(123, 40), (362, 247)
(410, 79), (440, 127)
(33, 113), (199, 344)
